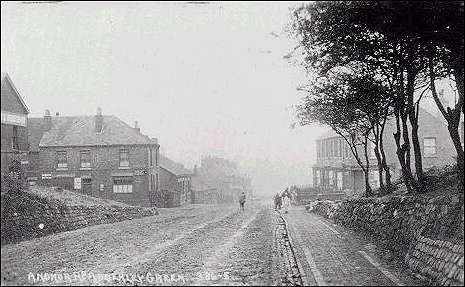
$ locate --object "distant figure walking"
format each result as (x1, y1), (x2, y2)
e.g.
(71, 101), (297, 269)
(274, 192), (282, 210)
(282, 188), (291, 214)
(239, 191), (246, 211)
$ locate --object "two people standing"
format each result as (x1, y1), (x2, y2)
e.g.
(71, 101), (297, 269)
(274, 188), (291, 213)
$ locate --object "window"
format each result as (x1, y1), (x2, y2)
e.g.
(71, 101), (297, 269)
(82, 178), (92, 184)
(315, 170), (320, 186)
(328, 170), (334, 185)
(424, 138), (437, 157)
(57, 151), (68, 168)
(369, 170), (380, 189)
(316, 141), (320, 158)
(339, 139), (344, 157)
(345, 143), (352, 158)
(119, 149), (129, 167)
(370, 142), (377, 159)
(99, 183), (105, 192)
(12, 126), (19, 149)
(329, 140), (334, 157)
(80, 150), (91, 168)
(337, 172), (343, 190)
(155, 150), (159, 167)
(113, 177), (133, 193)
(149, 148), (153, 166)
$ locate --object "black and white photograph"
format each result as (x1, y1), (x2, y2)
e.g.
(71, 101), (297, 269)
(1, 1), (464, 286)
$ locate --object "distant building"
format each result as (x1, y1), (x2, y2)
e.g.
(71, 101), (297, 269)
(191, 174), (219, 204)
(27, 108), (160, 207)
(1, 72), (29, 176)
(313, 108), (457, 196)
(196, 155), (252, 203)
(158, 154), (192, 207)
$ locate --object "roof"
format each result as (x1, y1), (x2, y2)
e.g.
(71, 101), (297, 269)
(316, 107), (446, 141)
(1, 72), (29, 114)
(159, 154), (192, 176)
(317, 129), (340, 140)
(27, 118), (46, 152)
(191, 176), (216, 191)
(28, 115), (155, 149)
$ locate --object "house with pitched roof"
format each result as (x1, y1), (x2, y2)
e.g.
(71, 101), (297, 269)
(27, 108), (160, 207)
(313, 107), (457, 196)
(157, 154), (192, 207)
(1, 72), (30, 176)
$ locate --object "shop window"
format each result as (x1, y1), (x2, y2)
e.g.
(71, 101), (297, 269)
(113, 177), (133, 193)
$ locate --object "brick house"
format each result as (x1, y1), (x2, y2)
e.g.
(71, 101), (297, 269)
(157, 154), (192, 207)
(27, 108), (160, 207)
(1, 72), (30, 176)
(313, 108), (457, 196)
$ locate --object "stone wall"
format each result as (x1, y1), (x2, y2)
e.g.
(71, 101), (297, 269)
(309, 194), (464, 286)
(1, 191), (158, 245)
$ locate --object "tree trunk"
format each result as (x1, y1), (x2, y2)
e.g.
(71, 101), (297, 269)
(429, 55), (464, 191)
(406, 67), (424, 189)
(451, 62), (464, 192)
(374, 140), (385, 192)
(449, 126), (464, 191)
(379, 116), (392, 191)
(394, 102), (415, 193)
(363, 136), (373, 197)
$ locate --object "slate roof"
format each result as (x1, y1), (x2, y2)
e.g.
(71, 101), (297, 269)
(1, 72), (29, 114)
(159, 154), (192, 176)
(316, 107), (446, 140)
(28, 115), (155, 150)
(317, 129), (340, 140)
(27, 118), (46, 152)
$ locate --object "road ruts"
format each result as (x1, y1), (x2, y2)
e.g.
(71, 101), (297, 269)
(1, 203), (279, 286)
(110, 203), (278, 286)
(1, 204), (237, 286)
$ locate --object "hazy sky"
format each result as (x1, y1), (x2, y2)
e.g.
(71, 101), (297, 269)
(2, 1), (330, 195)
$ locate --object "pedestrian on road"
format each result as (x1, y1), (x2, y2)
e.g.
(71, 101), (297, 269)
(239, 191), (246, 211)
(274, 192), (282, 210)
(282, 189), (291, 214)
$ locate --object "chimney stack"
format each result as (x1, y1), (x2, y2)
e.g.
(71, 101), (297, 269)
(193, 164), (198, 176)
(95, 107), (103, 133)
(44, 109), (52, 131)
(134, 120), (140, 133)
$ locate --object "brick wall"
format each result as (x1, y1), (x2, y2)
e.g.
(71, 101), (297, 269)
(1, 124), (28, 152)
(158, 167), (180, 207)
(1, 124), (29, 176)
(1, 191), (158, 245)
(37, 145), (157, 207)
(309, 194), (464, 285)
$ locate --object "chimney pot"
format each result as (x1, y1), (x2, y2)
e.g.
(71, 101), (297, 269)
(44, 109), (52, 131)
(55, 112), (59, 116)
(95, 107), (104, 132)
(135, 121), (140, 133)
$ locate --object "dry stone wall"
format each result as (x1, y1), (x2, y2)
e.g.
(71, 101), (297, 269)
(1, 191), (158, 245)
(309, 194), (464, 286)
